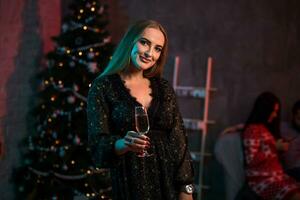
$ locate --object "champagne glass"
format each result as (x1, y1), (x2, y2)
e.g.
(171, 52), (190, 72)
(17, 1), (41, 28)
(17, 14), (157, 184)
(135, 106), (151, 157)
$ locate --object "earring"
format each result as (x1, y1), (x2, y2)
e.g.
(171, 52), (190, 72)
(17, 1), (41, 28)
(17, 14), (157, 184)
(127, 57), (131, 67)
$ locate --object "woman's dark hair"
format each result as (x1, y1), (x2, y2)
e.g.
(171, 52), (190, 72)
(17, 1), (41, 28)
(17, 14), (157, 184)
(244, 91), (281, 139)
(292, 100), (300, 116)
(292, 100), (300, 132)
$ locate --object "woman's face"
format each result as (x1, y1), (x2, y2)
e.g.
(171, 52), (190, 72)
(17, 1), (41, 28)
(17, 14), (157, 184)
(130, 27), (165, 71)
(268, 103), (280, 123)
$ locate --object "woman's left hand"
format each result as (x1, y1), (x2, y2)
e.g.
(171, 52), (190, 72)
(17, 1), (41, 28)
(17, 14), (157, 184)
(276, 138), (289, 152)
(179, 192), (193, 200)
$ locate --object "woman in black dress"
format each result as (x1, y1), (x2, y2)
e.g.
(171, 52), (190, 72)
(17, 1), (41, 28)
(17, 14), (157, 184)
(87, 20), (194, 200)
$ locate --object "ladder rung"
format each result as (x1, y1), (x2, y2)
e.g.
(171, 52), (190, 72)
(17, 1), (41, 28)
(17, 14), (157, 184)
(183, 118), (216, 130)
(190, 151), (212, 161)
(175, 86), (206, 98)
(174, 86), (217, 98)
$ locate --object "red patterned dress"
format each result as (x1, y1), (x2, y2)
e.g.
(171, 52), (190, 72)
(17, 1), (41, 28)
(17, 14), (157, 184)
(243, 124), (300, 200)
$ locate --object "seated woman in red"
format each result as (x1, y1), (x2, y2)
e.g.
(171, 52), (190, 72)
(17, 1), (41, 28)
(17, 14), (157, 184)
(242, 92), (300, 200)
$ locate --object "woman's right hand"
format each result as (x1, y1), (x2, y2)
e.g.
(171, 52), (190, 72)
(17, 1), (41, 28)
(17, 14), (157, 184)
(124, 131), (150, 153)
(114, 131), (150, 155)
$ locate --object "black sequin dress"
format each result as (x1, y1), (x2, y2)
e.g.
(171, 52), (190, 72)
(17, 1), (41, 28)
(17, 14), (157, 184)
(87, 74), (194, 200)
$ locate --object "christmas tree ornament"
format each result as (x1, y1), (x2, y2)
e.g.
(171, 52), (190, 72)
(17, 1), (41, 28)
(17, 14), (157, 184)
(67, 95), (76, 104)
(59, 147), (65, 157)
(87, 62), (98, 73)
(69, 61), (76, 67)
(51, 131), (57, 139)
(98, 6), (104, 14)
(62, 24), (69, 32)
(74, 135), (81, 145)
(73, 84), (79, 91)
(87, 52), (94, 59)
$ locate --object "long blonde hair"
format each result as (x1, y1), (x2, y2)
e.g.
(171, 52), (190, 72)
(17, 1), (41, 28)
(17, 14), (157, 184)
(101, 20), (168, 78)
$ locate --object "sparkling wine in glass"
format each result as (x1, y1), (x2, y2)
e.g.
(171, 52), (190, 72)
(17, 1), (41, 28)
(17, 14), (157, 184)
(135, 106), (151, 157)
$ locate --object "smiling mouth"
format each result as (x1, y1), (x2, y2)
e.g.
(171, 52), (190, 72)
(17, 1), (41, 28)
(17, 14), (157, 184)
(139, 56), (151, 63)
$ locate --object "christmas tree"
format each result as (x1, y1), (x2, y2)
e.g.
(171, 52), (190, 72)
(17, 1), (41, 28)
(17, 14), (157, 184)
(13, 0), (114, 199)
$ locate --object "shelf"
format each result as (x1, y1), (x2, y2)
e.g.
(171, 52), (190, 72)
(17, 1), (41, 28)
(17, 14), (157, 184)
(190, 151), (212, 162)
(183, 118), (215, 131)
(175, 86), (217, 98)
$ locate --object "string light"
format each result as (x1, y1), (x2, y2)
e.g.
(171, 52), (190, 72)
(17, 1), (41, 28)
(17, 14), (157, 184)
(60, 40), (108, 55)
(51, 96), (56, 101)
(77, 15), (81, 20)
(86, 193), (90, 197)
(89, 48), (93, 52)
(83, 26), (88, 30)
(78, 51), (83, 56)
(71, 160), (75, 165)
(58, 62), (63, 67)
(79, 9), (84, 13)
(91, 7), (95, 12)
(84, 183), (89, 187)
